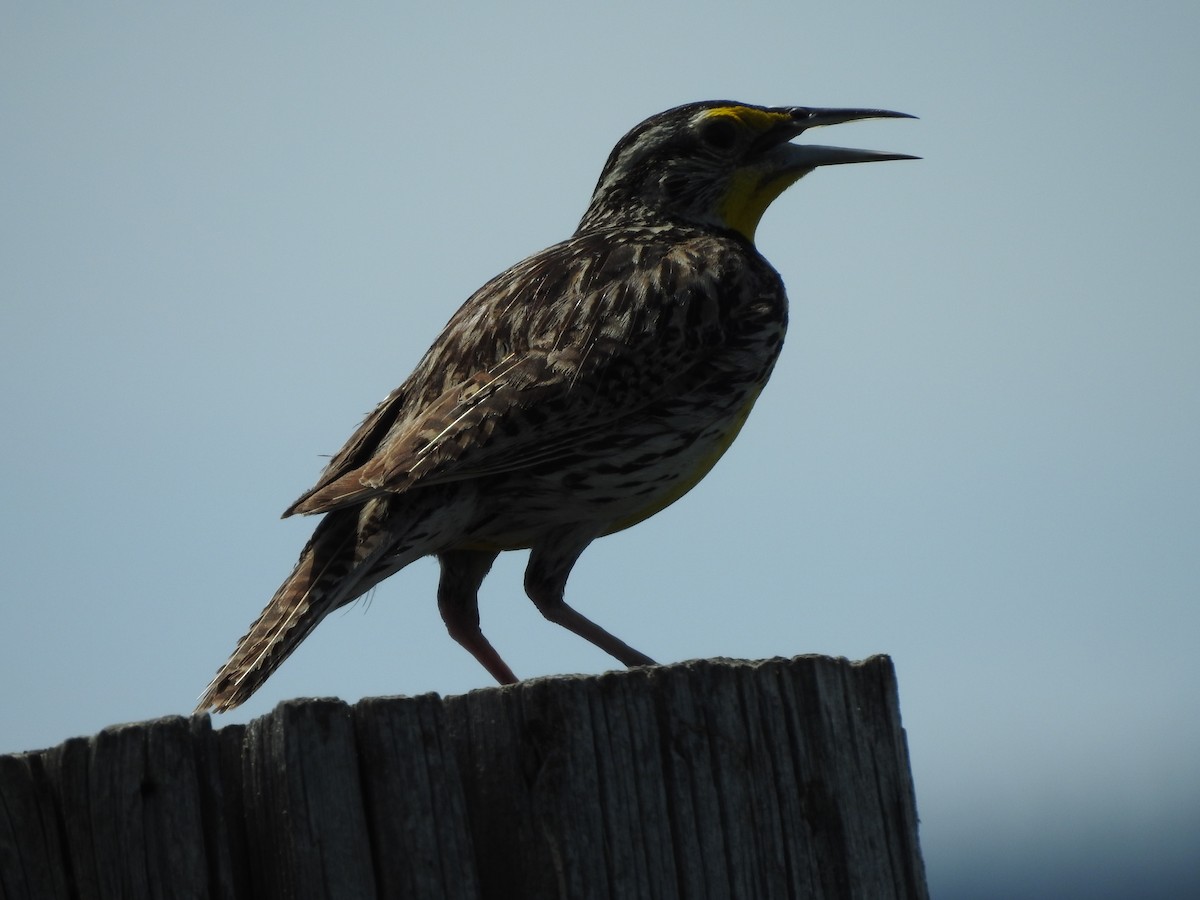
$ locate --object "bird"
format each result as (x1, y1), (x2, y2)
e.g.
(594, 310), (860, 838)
(196, 100), (915, 713)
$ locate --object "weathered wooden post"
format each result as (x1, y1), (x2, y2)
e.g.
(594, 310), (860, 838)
(0, 655), (927, 899)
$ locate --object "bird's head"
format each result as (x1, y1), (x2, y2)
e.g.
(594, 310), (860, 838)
(578, 101), (917, 241)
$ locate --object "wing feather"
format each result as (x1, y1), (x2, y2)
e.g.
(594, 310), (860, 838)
(286, 230), (771, 516)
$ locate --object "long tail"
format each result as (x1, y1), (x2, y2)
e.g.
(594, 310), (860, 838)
(196, 499), (409, 713)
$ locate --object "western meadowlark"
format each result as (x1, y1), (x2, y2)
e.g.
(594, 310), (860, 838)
(197, 100), (915, 713)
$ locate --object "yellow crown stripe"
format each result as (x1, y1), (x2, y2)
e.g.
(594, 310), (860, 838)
(701, 105), (792, 131)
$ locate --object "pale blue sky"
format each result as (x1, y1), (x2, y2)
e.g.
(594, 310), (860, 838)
(3, 3), (1197, 896)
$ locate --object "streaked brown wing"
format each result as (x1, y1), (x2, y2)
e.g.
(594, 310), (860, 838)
(281, 383), (410, 517)
(285, 231), (752, 517)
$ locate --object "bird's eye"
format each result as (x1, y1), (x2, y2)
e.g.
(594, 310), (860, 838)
(698, 117), (738, 151)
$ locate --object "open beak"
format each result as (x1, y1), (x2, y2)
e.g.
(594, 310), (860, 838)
(760, 106), (919, 169)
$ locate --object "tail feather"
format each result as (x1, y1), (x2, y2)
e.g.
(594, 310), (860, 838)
(197, 509), (376, 713)
(197, 488), (465, 713)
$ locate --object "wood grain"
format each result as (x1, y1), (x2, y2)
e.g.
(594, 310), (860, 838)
(0, 655), (926, 899)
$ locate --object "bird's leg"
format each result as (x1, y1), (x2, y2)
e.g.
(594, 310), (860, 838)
(525, 541), (658, 669)
(437, 548), (517, 684)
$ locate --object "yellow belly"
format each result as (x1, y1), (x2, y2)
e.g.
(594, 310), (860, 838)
(603, 387), (762, 535)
